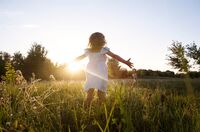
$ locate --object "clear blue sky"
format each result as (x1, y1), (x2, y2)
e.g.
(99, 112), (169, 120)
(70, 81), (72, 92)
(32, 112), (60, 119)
(0, 0), (200, 71)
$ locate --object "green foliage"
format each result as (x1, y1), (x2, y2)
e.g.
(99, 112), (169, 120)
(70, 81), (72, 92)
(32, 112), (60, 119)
(186, 42), (200, 67)
(23, 43), (56, 80)
(0, 44), (70, 81)
(27, 43), (48, 59)
(108, 58), (121, 78)
(136, 69), (176, 78)
(0, 80), (200, 131)
(0, 52), (11, 62)
(168, 41), (200, 72)
(0, 52), (11, 80)
(1, 62), (16, 84)
(168, 41), (189, 73)
(23, 43), (47, 78)
(11, 52), (24, 71)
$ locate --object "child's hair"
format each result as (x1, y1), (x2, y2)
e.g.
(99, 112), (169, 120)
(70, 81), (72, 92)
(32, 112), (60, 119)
(88, 32), (106, 51)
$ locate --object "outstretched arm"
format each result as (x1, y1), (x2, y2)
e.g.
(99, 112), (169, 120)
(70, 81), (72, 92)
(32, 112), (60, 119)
(106, 51), (133, 68)
(74, 54), (86, 61)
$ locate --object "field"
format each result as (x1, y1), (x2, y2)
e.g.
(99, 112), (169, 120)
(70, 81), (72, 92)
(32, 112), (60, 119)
(0, 79), (200, 132)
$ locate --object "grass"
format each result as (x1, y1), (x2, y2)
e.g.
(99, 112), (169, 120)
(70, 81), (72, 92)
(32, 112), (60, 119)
(0, 79), (200, 132)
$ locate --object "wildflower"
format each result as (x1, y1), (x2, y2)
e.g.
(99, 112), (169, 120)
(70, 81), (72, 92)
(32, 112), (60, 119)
(15, 70), (27, 85)
(132, 68), (137, 83)
(6, 122), (11, 126)
(33, 106), (37, 110)
(16, 70), (22, 76)
(31, 73), (36, 83)
(49, 74), (56, 81)
(31, 79), (42, 84)
(1, 81), (6, 85)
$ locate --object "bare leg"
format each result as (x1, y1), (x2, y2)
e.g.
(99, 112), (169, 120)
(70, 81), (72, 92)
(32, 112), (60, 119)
(97, 90), (106, 104)
(84, 88), (94, 108)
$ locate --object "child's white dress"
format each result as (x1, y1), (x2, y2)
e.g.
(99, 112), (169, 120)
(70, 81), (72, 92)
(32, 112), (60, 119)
(84, 47), (110, 92)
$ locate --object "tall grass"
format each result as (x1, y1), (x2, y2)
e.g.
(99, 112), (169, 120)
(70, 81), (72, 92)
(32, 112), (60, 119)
(0, 79), (200, 132)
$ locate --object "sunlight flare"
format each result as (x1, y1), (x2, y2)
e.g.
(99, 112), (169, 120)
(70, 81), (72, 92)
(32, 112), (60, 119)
(67, 61), (82, 72)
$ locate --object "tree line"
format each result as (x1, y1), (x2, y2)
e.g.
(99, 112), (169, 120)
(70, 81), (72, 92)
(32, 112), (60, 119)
(0, 43), (69, 81)
(167, 41), (200, 78)
(0, 42), (200, 81)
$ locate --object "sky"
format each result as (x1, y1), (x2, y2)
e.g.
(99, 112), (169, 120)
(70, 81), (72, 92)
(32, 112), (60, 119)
(0, 0), (200, 71)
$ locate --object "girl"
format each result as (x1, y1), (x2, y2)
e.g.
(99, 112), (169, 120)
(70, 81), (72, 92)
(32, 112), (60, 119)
(75, 32), (133, 107)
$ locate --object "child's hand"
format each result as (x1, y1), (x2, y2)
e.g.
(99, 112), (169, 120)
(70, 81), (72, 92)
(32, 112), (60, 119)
(74, 54), (86, 61)
(126, 58), (133, 69)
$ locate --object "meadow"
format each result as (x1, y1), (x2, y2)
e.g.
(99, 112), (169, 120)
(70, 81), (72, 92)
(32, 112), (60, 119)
(0, 79), (200, 132)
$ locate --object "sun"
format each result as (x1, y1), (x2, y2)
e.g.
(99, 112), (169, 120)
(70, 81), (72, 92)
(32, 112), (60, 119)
(67, 62), (82, 72)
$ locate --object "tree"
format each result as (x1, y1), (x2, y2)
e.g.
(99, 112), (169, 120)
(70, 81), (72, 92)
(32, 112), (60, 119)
(167, 41), (189, 73)
(167, 41), (194, 95)
(120, 68), (129, 78)
(165, 70), (175, 77)
(40, 58), (56, 79)
(12, 51), (24, 71)
(23, 43), (49, 79)
(107, 58), (121, 78)
(27, 43), (47, 58)
(0, 52), (11, 80)
(186, 42), (200, 70)
(1, 52), (11, 62)
(54, 64), (68, 80)
(1, 62), (16, 84)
